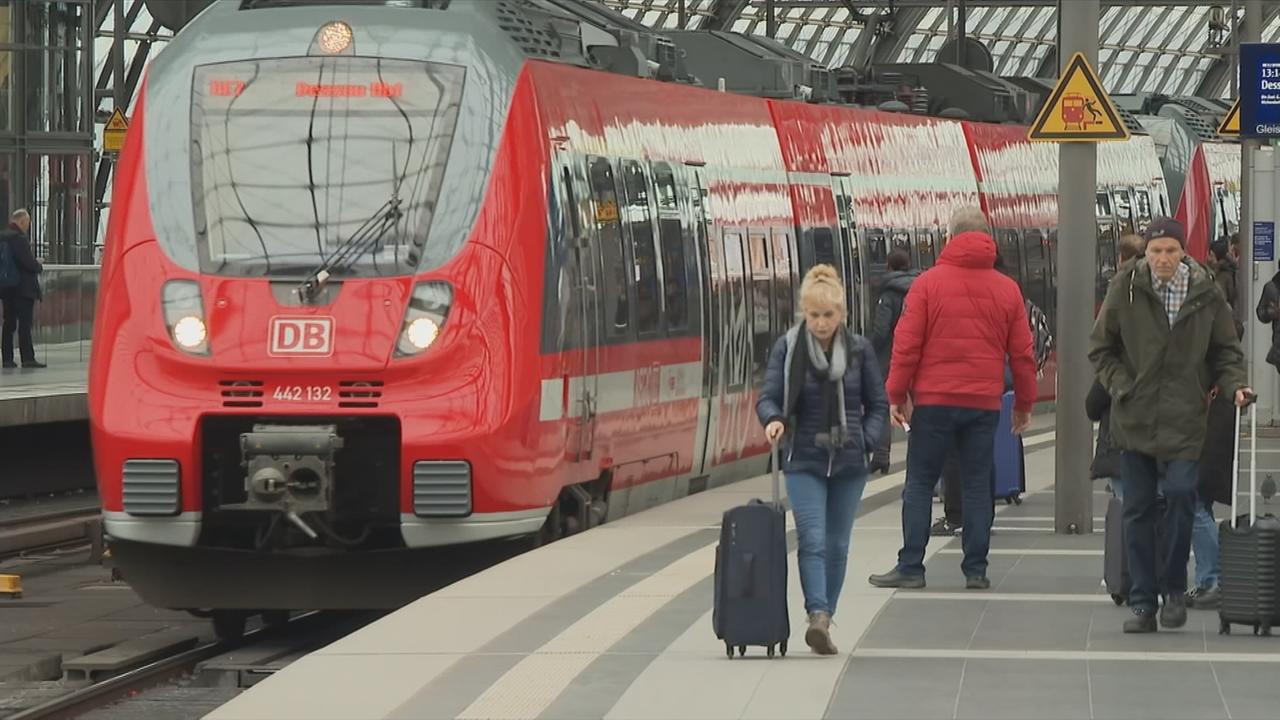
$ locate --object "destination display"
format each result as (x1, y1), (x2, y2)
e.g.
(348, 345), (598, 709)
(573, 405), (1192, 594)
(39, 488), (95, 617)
(1239, 42), (1280, 138)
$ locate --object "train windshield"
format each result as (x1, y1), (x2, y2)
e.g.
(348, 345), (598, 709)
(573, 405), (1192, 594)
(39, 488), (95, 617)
(189, 57), (463, 277)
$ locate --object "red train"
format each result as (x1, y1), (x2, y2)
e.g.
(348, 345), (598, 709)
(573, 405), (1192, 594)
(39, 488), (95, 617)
(89, 0), (1208, 638)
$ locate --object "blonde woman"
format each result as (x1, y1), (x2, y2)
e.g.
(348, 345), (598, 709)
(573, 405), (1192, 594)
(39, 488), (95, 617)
(756, 264), (888, 655)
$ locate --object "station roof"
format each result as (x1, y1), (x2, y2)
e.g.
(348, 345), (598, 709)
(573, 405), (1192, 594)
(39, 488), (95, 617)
(600, 0), (1280, 99)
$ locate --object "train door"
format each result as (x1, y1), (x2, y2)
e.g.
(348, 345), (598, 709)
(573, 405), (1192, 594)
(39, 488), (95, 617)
(713, 228), (753, 467)
(830, 176), (864, 333)
(554, 155), (599, 462)
(687, 165), (718, 478)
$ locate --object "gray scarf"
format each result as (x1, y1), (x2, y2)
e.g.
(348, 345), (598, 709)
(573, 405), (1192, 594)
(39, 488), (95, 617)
(801, 327), (850, 457)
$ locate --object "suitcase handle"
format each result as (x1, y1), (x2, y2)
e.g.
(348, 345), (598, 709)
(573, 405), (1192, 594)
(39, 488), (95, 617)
(770, 437), (782, 507)
(1232, 395), (1259, 529)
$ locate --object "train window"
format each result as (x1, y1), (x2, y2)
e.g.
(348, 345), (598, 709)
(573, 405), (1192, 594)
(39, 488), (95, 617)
(1113, 190), (1134, 236)
(652, 164), (688, 333)
(589, 157), (630, 339)
(916, 229), (937, 268)
(1095, 192), (1112, 218)
(748, 232), (773, 385)
(190, 57), (465, 277)
(772, 229), (795, 326)
(813, 227), (836, 266)
(999, 230), (1022, 281)
(1021, 228), (1044, 261)
(891, 231), (911, 253)
(723, 232), (749, 392)
(867, 230), (887, 265)
(621, 161), (660, 336)
(1135, 189), (1152, 224)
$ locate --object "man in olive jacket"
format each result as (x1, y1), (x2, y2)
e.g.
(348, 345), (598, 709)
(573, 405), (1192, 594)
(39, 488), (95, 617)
(1089, 217), (1251, 634)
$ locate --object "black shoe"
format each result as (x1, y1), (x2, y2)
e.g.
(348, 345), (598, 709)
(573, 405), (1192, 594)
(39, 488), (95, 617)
(966, 575), (990, 590)
(1124, 611), (1158, 634)
(1, 361), (15, 369)
(1186, 585), (1221, 610)
(930, 517), (961, 537)
(21, 361), (45, 368)
(868, 569), (926, 589)
(1160, 595), (1188, 629)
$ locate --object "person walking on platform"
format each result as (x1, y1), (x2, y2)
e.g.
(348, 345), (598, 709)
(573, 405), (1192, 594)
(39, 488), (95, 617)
(1089, 217), (1250, 633)
(757, 264), (887, 656)
(869, 249), (918, 475)
(0, 209), (43, 369)
(867, 207), (1036, 590)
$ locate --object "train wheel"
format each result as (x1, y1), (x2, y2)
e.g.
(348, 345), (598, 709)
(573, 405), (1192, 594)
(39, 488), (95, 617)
(212, 611), (247, 642)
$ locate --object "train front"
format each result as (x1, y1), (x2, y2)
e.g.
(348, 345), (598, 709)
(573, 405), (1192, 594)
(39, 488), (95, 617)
(89, 1), (550, 618)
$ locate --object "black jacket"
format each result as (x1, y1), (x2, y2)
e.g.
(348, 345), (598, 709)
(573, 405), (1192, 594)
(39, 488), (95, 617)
(1258, 271), (1280, 369)
(870, 270), (918, 375)
(1086, 379), (1121, 480)
(1, 225), (41, 300)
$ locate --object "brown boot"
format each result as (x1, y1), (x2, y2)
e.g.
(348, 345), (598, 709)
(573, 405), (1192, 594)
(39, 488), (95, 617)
(805, 611), (837, 655)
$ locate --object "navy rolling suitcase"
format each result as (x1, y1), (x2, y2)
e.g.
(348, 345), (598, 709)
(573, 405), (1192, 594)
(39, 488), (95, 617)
(1217, 398), (1280, 636)
(993, 391), (1025, 505)
(712, 440), (789, 659)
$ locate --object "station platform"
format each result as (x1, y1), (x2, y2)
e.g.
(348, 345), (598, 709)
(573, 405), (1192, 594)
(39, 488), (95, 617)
(208, 423), (1280, 720)
(0, 348), (88, 428)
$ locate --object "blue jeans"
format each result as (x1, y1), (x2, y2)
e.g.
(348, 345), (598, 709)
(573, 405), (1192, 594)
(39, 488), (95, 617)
(897, 405), (1000, 578)
(1120, 452), (1197, 613)
(1192, 496), (1220, 589)
(786, 466), (868, 617)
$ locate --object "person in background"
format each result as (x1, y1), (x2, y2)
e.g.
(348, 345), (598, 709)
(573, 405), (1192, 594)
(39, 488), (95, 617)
(1209, 234), (1242, 337)
(869, 249), (918, 475)
(757, 264), (888, 656)
(0, 209), (43, 369)
(1088, 233), (1146, 500)
(1188, 234), (1244, 611)
(1089, 217), (1250, 633)
(868, 207), (1036, 590)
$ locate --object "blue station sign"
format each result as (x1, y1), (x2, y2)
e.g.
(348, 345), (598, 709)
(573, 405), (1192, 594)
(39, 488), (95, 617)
(1241, 42), (1280, 138)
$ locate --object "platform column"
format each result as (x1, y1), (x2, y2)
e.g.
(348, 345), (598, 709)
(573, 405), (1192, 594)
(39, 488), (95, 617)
(1054, 0), (1098, 535)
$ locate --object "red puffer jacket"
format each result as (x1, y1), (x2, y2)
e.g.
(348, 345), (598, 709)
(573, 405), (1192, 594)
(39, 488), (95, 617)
(884, 231), (1038, 413)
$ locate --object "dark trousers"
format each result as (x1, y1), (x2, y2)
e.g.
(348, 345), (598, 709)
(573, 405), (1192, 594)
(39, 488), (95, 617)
(1, 294), (35, 364)
(943, 448), (998, 524)
(1120, 451), (1197, 613)
(897, 405), (1000, 578)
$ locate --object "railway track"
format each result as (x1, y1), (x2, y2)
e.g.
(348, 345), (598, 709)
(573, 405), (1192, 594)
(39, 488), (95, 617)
(0, 505), (102, 561)
(4, 610), (376, 720)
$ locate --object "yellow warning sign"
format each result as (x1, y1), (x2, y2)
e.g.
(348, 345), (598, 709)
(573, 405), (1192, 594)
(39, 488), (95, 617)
(1218, 100), (1240, 136)
(103, 108), (129, 153)
(1028, 52), (1130, 142)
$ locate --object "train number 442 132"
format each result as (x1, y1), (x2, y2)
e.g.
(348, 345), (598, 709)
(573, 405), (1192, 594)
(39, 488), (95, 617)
(272, 385), (333, 402)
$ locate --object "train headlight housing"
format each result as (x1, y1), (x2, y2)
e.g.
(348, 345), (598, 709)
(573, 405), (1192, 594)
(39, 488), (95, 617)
(396, 281), (452, 357)
(161, 280), (210, 356)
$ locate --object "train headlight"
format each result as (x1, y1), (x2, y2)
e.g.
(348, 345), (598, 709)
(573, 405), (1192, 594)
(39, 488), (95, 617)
(405, 317), (439, 351)
(396, 281), (452, 357)
(172, 316), (208, 350)
(161, 280), (210, 356)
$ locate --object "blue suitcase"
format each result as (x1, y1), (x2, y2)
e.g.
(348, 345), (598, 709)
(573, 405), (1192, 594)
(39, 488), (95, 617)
(712, 441), (789, 659)
(993, 391), (1025, 505)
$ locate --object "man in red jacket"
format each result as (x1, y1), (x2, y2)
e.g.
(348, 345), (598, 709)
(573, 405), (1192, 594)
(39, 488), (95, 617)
(869, 207), (1037, 589)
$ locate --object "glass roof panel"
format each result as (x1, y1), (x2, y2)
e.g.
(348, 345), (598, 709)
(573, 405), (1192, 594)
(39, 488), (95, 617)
(601, 1), (1243, 98)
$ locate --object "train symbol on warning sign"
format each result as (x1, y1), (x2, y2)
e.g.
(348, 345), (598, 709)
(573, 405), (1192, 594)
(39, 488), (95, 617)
(1060, 94), (1103, 131)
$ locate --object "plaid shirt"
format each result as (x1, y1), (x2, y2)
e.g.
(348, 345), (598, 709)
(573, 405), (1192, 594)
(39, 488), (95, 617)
(1150, 261), (1190, 327)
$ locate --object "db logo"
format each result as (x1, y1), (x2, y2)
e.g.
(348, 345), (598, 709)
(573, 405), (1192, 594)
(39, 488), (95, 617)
(269, 317), (334, 356)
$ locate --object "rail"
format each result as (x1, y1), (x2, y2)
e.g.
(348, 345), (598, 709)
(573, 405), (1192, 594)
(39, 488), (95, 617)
(3, 610), (354, 720)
